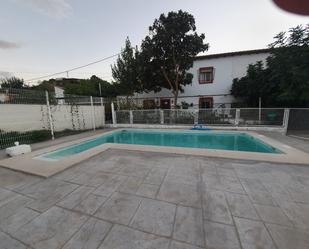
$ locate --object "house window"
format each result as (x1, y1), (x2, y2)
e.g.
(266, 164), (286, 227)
(199, 97), (213, 109)
(199, 67), (214, 84)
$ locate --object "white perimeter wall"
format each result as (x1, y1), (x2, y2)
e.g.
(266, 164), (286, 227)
(0, 104), (104, 132)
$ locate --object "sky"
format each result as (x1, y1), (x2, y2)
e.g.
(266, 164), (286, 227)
(0, 0), (308, 85)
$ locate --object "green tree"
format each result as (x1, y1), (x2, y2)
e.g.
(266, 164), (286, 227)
(64, 75), (119, 97)
(140, 10), (208, 107)
(0, 77), (25, 89)
(111, 38), (141, 96)
(232, 24), (309, 107)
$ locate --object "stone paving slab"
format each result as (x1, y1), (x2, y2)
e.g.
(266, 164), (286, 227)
(98, 224), (170, 249)
(130, 198), (176, 237)
(62, 217), (112, 249)
(13, 206), (88, 249)
(0, 149), (309, 249)
(94, 192), (142, 225)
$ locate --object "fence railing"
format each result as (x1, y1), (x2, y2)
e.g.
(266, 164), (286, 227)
(113, 108), (288, 127)
(0, 88), (106, 149)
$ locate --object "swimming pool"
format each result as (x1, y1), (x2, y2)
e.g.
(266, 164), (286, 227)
(38, 130), (281, 161)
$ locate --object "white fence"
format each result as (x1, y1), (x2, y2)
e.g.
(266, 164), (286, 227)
(0, 88), (106, 149)
(111, 107), (289, 132)
(0, 104), (104, 132)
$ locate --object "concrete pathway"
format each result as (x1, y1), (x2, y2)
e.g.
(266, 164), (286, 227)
(0, 149), (309, 249)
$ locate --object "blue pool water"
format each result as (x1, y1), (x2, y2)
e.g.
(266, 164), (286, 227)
(38, 130), (281, 160)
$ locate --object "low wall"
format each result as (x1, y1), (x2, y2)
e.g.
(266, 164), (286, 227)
(0, 104), (104, 132)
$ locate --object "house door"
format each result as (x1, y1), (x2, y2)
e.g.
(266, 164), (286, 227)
(199, 97), (213, 109)
(160, 99), (171, 109)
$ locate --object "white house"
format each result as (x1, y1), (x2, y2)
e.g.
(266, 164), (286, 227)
(133, 48), (270, 109)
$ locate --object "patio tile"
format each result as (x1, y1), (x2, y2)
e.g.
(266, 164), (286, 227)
(13, 206), (88, 249)
(69, 172), (116, 187)
(57, 185), (94, 209)
(277, 200), (309, 229)
(225, 193), (260, 220)
(234, 217), (276, 249)
(204, 221), (241, 249)
(0, 188), (18, 207)
(173, 206), (204, 247)
(118, 163), (151, 178)
(169, 241), (203, 249)
(136, 183), (160, 198)
(130, 198), (176, 237)
(19, 178), (78, 200)
(0, 195), (33, 220)
(0, 231), (27, 249)
(62, 217), (112, 249)
(144, 168), (167, 185)
(217, 167), (238, 177)
(92, 175), (127, 197)
(165, 165), (200, 186)
(22, 179), (79, 212)
(200, 161), (218, 178)
(0, 207), (40, 234)
(157, 181), (201, 208)
(98, 224), (170, 249)
(254, 204), (293, 226)
(203, 175), (245, 194)
(94, 192), (142, 225)
(73, 194), (107, 215)
(0, 167), (40, 191)
(266, 223), (309, 249)
(118, 176), (144, 194)
(202, 189), (233, 225)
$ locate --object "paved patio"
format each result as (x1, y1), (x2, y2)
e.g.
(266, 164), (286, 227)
(0, 149), (309, 249)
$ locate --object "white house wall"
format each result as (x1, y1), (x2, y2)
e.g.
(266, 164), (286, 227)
(134, 52), (269, 108)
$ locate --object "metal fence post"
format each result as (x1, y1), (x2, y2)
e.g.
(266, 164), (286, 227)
(100, 97), (105, 127)
(111, 102), (117, 125)
(45, 91), (55, 140)
(283, 108), (290, 134)
(194, 109), (199, 124)
(160, 109), (164, 125)
(90, 96), (96, 131)
(235, 108), (240, 126)
(129, 111), (133, 124)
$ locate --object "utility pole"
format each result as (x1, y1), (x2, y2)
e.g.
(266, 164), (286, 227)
(66, 71), (69, 78)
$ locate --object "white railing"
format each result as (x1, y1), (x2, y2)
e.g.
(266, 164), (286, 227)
(0, 88), (106, 149)
(112, 106), (289, 129)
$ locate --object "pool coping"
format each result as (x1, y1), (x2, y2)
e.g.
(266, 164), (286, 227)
(0, 128), (308, 177)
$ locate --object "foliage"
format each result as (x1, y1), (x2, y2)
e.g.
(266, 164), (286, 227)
(232, 24), (309, 107)
(111, 38), (142, 96)
(0, 130), (51, 149)
(0, 77), (26, 89)
(139, 10), (208, 106)
(64, 75), (119, 97)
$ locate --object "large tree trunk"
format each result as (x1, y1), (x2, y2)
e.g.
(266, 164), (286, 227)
(173, 92), (178, 109)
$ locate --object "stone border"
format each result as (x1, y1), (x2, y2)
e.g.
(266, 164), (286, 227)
(0, 128), (308, 177)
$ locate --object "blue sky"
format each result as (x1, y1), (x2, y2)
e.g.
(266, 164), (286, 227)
(0, 0), (308, 84)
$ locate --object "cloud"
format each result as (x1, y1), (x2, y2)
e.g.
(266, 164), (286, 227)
(18, 0), (72, 19)
(0, 71), (14, 79)
(0, 40), (21, 49)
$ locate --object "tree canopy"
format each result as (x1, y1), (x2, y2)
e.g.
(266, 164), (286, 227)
(63, 75), (119, 97)
(231, 24), (309, 107)
(111, 10), (208, 106)
(111, 38), (141, 96)
(0, 77), (26, 89)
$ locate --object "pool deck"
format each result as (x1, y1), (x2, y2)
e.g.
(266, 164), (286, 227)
(0, 128), (308, 177)
(0, 149), (309, 249)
